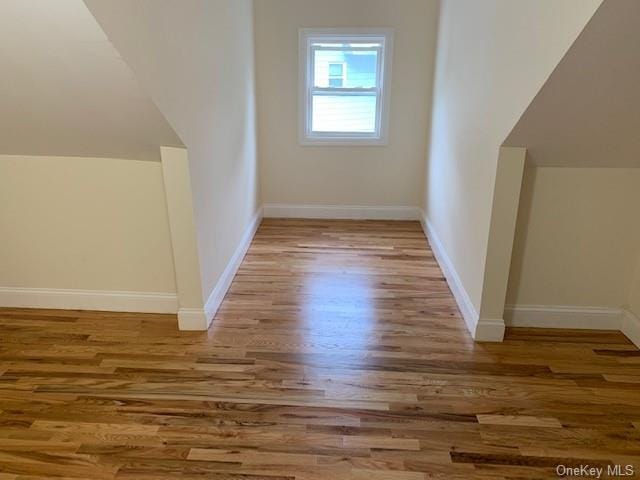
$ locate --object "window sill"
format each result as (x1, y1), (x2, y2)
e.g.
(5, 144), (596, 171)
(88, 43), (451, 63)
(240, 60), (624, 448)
(299, 136), (388, 147)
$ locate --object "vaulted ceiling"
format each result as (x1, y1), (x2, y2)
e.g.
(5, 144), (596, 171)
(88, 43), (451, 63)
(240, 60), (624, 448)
(3, 0), (637, 167)
(0, 0), (182, 161)
(505, 0), (640, 168)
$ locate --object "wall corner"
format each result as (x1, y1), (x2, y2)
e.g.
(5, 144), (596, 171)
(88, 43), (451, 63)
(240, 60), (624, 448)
(160, 146), (207, 330)
(478, 146), (527, 336)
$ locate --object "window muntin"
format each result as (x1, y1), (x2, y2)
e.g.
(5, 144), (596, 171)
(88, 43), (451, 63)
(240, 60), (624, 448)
(300, 29), (392, 144)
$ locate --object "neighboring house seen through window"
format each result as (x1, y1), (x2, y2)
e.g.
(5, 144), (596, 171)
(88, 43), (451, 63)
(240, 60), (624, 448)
(328, 62), (346, 87)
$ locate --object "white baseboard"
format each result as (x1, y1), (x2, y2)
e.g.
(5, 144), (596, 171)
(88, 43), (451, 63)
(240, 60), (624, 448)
(504, 304), (622, 330)
(177, 308), (208, 330)
(0, 207), (263, 329)
(418, 212), (503, 341)
(0, 287), (177, 314)
(196, 207), (263, 330)
(418, 214), (479, 336)
(621, 310), (640, 348)
(505, 304), (640, 348)
(474, 318), (506, 342)
(262, 203), (421, 220)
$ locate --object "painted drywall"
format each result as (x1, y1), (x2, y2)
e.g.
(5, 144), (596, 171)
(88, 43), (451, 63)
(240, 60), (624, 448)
(505, 0), (640, 168)
(424, 0), (601, 317)
(507, 166), (640, 309)
(0, 155), (176, 293)
(0, 0), (181, 162)
(254, 0), (439, 207)
(478, 147), (526, 327)
(85, 0), (260, 304)
(629, 259), (640, 318)
(160, 147), (204, 311)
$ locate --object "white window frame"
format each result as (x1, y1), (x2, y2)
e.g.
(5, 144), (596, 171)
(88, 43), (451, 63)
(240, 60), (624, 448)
(298, 28), (394, 146)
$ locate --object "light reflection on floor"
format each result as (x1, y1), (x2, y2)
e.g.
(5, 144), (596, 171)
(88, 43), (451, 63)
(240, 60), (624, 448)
(300, 268), (376, 354)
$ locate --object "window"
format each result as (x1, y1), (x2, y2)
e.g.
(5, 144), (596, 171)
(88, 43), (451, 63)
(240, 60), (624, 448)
(299, 28), (393, 145)
(327, 62), (346, 87)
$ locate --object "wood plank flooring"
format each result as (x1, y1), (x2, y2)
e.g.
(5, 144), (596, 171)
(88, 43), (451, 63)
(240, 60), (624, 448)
(1, 219), (639, 479)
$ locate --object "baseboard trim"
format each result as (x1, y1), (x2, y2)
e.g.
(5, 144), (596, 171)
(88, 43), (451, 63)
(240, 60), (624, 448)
(504, 304), (622, 330)
(199, 207), (263, 330)
(419, 214), (479, 335)
(621, 310), (640, 348)
(0, 287), (177, 314)
(177, 308), (208, 330)
(418, 213), (503, 341)
(262, 203), (421, 220)
(0, 208), (264, 327)
(475, 318), (506, 342)
(505, 304), (640, 348)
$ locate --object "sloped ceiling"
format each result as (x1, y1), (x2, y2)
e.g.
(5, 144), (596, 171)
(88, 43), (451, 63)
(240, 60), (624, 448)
(504, 0), (640, 168)
(0, 0), (182, 161)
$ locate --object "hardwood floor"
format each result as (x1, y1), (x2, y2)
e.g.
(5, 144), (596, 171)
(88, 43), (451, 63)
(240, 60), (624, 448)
(1, 218), (639, 479)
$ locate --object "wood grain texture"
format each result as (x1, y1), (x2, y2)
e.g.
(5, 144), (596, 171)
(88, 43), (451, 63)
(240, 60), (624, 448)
(1, 219), (639, 479)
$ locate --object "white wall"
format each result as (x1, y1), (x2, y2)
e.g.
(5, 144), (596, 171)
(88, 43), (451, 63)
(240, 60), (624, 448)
(254, 0), (439, 207)
(85, 0), (260, 310)
(0, 0), (182, 162)
(477, 147), (526, 334)
(507, 166), (640, 309)
(160, 147), (205, 315)
(424, 0), (601, 322)
(504, 0), (640, 169)
(0, 155), (176, 295)
(629, 259), (640, 318)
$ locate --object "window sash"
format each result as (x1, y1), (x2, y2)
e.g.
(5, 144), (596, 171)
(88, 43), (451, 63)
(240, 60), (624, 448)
(310, 45), (380, 90)
(311, 87), (378, 95)
(308, 91), (380, 136)
(311, 45), (383, 52)
(307, 39), (383, 137)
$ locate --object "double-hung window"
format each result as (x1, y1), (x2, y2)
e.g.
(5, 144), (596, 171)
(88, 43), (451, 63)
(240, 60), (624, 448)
(299, 28), (393, 145)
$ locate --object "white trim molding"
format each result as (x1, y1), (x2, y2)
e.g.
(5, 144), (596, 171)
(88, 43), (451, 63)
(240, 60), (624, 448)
(198, 207), (264, 330)
(622, 310), (640, 348)
(263, 203), (420, 220)
(505, 304), (640, 348)
(504, 304), (622, 330)
(474, 318), (507, 343)
(177, 308), (208, 330)
(417, 211), (639, 348)
(418, 212), (504, 342)
(419, 215), (478, 335)
(0, 287), (177, 314)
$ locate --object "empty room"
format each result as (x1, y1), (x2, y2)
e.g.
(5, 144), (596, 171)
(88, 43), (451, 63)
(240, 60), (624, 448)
(1, 0), (639, 478)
